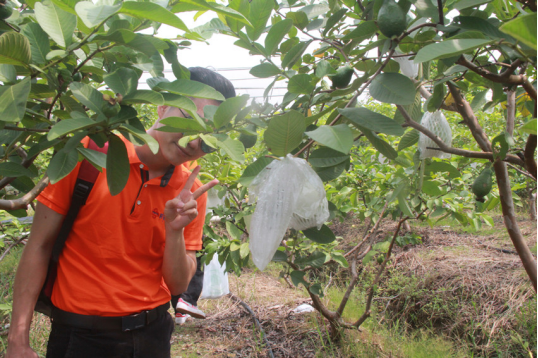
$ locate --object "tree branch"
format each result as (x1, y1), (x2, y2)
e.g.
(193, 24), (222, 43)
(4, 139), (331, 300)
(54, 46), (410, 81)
(446, 81), (493, 152)
(396, 105), (524, 166)
(0, 175), (49, 210)
(457, 56), (537, 100)
(524, 134), (537, 179)
(506, 89), (516, 136)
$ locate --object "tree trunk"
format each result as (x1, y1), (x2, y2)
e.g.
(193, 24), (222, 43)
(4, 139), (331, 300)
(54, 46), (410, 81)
(493, 160), (537, 291)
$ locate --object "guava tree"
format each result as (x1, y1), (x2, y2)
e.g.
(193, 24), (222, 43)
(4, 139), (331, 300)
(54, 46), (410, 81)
(190, 0), (536, 336)
(0, 0), (253, 209)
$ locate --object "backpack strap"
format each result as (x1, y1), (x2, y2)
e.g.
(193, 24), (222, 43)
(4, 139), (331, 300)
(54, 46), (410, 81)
(51, 139), (108, 262)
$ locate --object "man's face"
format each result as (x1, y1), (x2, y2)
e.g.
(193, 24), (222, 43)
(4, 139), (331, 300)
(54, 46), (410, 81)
(150, 97), (220, 166)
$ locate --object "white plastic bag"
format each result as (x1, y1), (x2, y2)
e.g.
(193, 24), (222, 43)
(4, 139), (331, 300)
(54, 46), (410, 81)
(393, 52), (419, 79)
(200, 254), (229, 299)
(249, 155), (329, 271)
(418, 111), (452, 159)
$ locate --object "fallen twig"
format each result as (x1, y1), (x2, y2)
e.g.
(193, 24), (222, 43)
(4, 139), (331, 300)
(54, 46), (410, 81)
(228, 292), (274, 358)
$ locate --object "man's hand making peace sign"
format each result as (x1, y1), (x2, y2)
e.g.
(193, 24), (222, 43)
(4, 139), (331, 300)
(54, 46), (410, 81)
(164, 166), (219, 232)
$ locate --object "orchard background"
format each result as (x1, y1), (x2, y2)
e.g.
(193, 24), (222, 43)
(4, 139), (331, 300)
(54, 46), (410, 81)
(0, 0), (536, 356)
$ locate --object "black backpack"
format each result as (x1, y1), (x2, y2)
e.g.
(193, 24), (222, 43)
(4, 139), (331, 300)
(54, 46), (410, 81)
(35, 140), (108, 317)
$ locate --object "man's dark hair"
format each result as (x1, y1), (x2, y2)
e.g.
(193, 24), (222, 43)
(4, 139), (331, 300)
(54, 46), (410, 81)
(189, 67), (236, 100)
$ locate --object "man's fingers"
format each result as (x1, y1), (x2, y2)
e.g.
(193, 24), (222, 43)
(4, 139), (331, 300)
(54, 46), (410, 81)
(183, 166), (201, 192)
(192, 179), (219, 200)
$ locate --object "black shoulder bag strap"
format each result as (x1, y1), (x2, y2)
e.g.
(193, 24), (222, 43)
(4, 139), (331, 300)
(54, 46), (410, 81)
(35, 139), (108, 317)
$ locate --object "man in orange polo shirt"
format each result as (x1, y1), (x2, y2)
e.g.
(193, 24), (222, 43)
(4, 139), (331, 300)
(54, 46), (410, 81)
(6, 67), (236, 358)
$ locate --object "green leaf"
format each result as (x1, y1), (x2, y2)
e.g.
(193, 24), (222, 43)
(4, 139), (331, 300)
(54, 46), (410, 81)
(302, 225), (336, 244)
(122, 90), (164, 105)
(272, 250), (287, 262)
(356, 125), (398, 160)
(342, 20), (377, 42)
(48, 148), (79, 184)
(286, 11), (309, 30)
(369, 73), (416, 105)
(309, 147), (349, 168)
(290, 270), (308, 287)
(0, 32), (31, 67)
(424, 161), (460, 179)
(238, 156), (274, 186)
(246, 0), (273, 41)
(282, 40), (311, 69)
(226, 221), (243, 240)
(456, 16), (511, 41)
(470, 89), (488, 112)
(323, 8), (347, 36)
(331, 252), (349, 268)
(520, 119), (537, 135)
(20, 23), (50, 65)
(158, 117), (206, 133)
(264, 110), (306, 156)
(499, 13), (537, 50)
(0, 162), (35, 178)
(75, 1), (121, 28)
(339, 107), (405, 136)
(288, 74), (315, 94)
(48, 116), (97, 140)
(296, 251), (327, 268)
(120, 1), (188, 32)
(161, 93), (197, 112)
(265, 19), (293, 55)
(77, 147), (106, 170)
(119, 124), (159, 155)
(70, 82), (106, 117)
(239, 242), (250, 259)
(0, 78), (31, 123)
(313, 159), (348, 182)
(305, 124), (354, 154)
(249, 62), (281, 78)
(214, 134), (245, 163)
(104, 67), (139, 97)
(315, 60), (336, 78)
(106, 134), (130, 196)
(397, 191), (414, 217)
(156, 79), (224, 101)
(422, 180), (443, 196)
(414, 39), (494, 63)
(454, 0), (492, 10)
(0, 64), (16, 83)
(213, 94), (250, 128)
(398, 129), (419, 151)
(35, 1), (77, 48)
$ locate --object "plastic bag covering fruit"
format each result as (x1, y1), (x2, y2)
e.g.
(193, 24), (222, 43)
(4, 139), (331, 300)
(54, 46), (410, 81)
(393, 52), (419, 78)
(249, 154), (329, 270)
(200, 253), (229, 299)
(377, 0), (407, 38)
(418, 111), (452, 159)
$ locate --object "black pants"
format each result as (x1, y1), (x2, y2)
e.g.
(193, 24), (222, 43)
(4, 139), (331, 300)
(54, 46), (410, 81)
(46, 312), (174, 358)
(171, 255), (203, 309)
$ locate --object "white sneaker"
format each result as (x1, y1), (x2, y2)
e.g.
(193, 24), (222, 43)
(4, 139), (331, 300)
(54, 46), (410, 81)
(175, 312), (190, 325)
(176, 298), (206, 319)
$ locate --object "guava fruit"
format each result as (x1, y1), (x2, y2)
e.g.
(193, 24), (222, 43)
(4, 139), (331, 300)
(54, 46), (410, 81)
(329, 66), (354, 89)
(377, 0), (407, 38)
(471, 167), (493, 202)
(0, 2), (12, 20)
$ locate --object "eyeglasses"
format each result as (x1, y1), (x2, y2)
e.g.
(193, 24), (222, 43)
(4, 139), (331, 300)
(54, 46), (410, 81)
(178, 108), (216, 154)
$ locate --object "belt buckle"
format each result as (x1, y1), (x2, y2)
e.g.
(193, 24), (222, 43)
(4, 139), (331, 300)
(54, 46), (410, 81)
(122, 311), (148, 332)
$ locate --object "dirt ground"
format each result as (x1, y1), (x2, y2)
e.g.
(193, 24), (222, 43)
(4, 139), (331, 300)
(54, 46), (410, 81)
(169, 214), (537, 358)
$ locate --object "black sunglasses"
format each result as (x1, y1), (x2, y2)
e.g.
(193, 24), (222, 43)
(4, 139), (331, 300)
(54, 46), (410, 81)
(178, 108), (216, 154)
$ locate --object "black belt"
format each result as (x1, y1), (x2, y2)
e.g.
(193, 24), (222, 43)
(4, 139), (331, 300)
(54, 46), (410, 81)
(51, 302), (170, 332)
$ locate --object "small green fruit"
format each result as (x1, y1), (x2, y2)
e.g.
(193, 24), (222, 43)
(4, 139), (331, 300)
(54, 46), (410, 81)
(239, 124), (257, 149)
(73, 72), (82, 82)
(101, 102), (121, 118)
(377, 0), (407, 38)
(471, 167), (493, 202)
(329, 66), (354, 89)
(0, 3), (13, 20)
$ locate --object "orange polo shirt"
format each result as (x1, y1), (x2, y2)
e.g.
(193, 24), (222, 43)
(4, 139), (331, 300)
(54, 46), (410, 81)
(37, 136), (206, 316)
